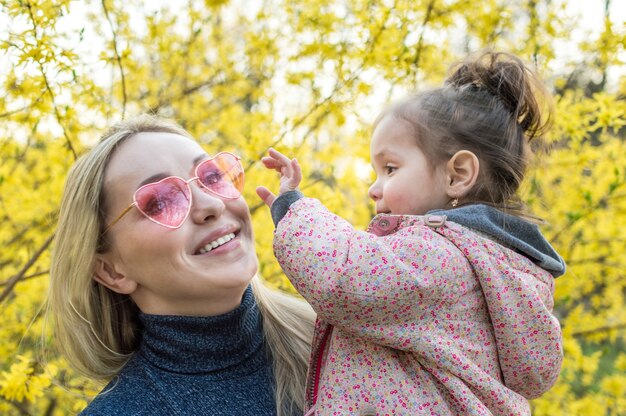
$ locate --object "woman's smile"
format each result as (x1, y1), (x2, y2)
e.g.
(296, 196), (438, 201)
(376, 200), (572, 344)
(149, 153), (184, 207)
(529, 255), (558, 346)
(196, 232), (237, 254)
(193, 223), (241, 255)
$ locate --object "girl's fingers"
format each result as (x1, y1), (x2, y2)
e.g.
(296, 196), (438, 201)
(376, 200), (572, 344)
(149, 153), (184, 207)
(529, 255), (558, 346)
(262, 152), (294, 175)
(268, 147), (291, 165)
(255, 186), (277, 207)
(261, 157), (283, 169)
(291, 158), (302, 184)
(265, 150), (290, 176)
(262, 149), (301, 189)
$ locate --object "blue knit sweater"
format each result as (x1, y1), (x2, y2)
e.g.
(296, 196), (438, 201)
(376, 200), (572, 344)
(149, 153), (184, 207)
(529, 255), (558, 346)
(80, 286), (278, 415)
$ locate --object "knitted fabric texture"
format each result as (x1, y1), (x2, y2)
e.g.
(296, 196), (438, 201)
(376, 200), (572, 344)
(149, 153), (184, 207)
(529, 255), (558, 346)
(80, 286), (278, 415)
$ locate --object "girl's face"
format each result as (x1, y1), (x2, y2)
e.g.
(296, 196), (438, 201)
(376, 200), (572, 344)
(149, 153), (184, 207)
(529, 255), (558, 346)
(98, 132), (258, 316)
(368, 115), (450, 216)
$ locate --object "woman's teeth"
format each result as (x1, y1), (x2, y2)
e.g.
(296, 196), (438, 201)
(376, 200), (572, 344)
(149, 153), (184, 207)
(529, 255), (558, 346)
(198, 233), (236, 254)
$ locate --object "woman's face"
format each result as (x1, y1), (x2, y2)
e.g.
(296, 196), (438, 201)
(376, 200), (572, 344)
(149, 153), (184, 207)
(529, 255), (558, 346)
(97, 132), (258, 316)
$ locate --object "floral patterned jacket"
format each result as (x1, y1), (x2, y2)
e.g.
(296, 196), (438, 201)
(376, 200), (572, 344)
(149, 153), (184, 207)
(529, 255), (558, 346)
(271, 195), (564, 416)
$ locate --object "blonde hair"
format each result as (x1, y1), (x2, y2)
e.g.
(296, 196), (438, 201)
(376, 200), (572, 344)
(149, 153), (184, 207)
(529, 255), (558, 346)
(48, 114), (315, 414)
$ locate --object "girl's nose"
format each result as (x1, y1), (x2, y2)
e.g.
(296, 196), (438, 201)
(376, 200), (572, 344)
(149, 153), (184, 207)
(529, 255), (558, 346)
(368, 181), (381, 202)
(189, 185), (226, 224)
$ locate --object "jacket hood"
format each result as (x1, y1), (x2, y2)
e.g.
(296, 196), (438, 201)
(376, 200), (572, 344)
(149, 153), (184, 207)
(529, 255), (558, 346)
(429, 204), (566, 277)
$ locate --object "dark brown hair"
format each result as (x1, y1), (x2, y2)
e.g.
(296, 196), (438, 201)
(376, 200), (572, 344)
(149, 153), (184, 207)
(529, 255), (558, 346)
(379, 51), (553, 212)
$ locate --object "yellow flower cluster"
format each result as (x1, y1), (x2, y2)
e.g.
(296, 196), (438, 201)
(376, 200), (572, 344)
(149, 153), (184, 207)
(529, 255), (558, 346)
(0, 356), (56, 402)
(1, 0), (624, 415)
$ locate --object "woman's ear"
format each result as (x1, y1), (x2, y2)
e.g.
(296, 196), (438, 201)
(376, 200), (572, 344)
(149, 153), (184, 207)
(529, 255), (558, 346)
(93, 255), (137, 295)
(445, 150), (479, 199)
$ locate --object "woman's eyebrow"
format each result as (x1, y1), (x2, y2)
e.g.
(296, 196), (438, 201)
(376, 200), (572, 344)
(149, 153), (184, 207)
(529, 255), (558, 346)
(137, 173), (169, 188)
(137, 153), (208, 188)
(193, 153), (208, 165)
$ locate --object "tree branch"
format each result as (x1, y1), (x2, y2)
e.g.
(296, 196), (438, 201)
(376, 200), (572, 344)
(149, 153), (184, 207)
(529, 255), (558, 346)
(24, 2), (78, 159)
(43, 398), (57, 416)
(550, 191), (626, 243)
(102, 0), (128, 119)
(0, 233), (54, 303)
(146, 77), (226, 114)
(0, 270), (49, 287)
(0, 396), (32, 416)
(0, 93), (45, 119)
(571, 323), (626, 337)
(413, 0), (436, 73)
(247, 0), (400, 173)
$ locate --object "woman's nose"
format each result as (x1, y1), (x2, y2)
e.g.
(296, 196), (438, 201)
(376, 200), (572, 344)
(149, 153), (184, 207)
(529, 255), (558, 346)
(189, 185), (226, 223)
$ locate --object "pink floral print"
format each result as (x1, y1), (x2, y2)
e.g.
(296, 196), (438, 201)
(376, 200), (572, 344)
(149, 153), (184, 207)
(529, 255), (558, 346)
(274, 198), (562, 415)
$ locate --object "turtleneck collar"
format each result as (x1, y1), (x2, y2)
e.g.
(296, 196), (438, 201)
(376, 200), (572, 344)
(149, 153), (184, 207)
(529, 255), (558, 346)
(137, 285), (265, 374)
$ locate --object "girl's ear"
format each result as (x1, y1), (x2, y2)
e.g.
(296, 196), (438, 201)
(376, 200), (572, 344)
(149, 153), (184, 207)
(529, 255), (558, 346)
(445, 150), (480, 199)
(93, 255), (137, 295)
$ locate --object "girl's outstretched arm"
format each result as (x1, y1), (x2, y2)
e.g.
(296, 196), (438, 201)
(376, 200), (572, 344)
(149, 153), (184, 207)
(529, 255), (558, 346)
(256, 148), (302, 208)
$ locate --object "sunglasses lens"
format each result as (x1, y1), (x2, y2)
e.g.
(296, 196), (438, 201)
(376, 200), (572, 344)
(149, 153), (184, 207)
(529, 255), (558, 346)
(134, 177), (191, 227)
(196, 153), (244, 198)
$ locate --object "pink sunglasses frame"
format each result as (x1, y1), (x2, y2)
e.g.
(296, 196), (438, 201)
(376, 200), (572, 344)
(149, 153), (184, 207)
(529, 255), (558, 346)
(104, 152), (244, 232)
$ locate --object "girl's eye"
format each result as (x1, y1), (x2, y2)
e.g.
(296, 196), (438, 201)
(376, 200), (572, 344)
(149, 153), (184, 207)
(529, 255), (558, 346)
(384, 165), (396, 175)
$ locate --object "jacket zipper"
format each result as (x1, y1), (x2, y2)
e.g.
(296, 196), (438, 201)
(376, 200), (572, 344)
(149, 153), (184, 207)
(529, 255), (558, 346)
(307, 325), (333, 408)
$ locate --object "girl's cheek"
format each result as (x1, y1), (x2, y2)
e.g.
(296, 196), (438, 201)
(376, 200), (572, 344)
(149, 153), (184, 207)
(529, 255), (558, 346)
(382, 193), (398, 211)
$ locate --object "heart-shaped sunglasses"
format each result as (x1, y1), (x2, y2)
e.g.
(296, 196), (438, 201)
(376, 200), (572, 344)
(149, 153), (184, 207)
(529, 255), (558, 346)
(104, 152), (244, 231)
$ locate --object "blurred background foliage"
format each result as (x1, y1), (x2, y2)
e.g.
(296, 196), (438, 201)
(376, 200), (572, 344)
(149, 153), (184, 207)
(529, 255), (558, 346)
(0, 0), (624, 414)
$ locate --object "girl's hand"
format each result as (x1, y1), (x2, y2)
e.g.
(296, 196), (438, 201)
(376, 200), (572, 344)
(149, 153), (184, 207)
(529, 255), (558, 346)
(256, 148), (302, 208)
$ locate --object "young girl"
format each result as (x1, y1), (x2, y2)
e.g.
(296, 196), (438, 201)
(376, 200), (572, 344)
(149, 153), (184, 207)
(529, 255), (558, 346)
(256, 51), (565, 415)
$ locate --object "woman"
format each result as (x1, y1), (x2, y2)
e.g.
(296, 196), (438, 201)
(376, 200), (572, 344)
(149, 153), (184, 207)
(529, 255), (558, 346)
(48, 114), (315, 415)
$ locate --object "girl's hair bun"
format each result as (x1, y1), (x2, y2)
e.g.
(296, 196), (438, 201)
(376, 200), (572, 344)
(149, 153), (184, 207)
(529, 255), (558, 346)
(445, 51), (552, 141)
